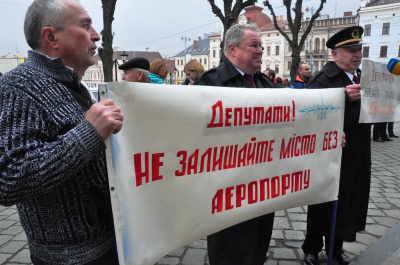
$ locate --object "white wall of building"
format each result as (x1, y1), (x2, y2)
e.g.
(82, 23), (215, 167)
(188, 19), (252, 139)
(359, 2), (400, 64)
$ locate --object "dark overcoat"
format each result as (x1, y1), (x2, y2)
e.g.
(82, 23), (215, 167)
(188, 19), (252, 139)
(195, 58), (276, 89)
(196, 58), (276, 265)
(306, 61), (371, 241)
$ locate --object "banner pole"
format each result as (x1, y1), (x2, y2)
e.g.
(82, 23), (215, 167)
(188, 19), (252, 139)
(328, 200), (338, 265)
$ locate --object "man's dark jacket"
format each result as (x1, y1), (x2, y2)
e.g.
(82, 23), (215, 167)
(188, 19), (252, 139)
(306, 61), (371, 241)
(196, 58), (276, 265)
(196, 58), (276, 89)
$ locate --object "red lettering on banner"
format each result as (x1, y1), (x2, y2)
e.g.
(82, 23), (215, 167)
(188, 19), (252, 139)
(236, 184), (246, 207)
(322, 131), (338, 151)
(176, 137), (275, 176)
(207, 100), (294, 128)
(211, 169), (311, 214)
(225, 186), (234, 210)
(212, 189), (224, 213)
(134, 152), (164, 187)
(279, 134), (316, 159)
(369, 100), (395, 114)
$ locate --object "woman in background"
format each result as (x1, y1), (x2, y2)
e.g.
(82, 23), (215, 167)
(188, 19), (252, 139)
(149, 59), (168, 84)
(184, 59), (204, 85)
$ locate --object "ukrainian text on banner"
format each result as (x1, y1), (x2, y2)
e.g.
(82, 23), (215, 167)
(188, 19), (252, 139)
(360, 59), (400, 123)
(101, 83), (345, 265)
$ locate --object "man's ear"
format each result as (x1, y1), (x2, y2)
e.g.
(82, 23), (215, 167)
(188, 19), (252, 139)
(137, 70), (144, 81)
(41, 27), (59, 49)
(227, 43), (237, 57)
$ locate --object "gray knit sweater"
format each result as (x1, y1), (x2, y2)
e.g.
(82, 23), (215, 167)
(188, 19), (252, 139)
(0, 51), (116, 264)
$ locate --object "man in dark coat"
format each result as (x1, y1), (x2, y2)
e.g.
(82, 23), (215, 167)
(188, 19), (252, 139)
(302, 26), (371, 265)
(196, 23), (276, 265)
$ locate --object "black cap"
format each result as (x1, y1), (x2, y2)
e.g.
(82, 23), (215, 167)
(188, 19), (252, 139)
(326, 26), (364, 49)
(118, 57), (150, 71)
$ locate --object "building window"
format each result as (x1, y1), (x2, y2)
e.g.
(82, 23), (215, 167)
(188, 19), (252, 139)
(288, 61), (292, 71)
(266, 46), (271, 56)
(314, 38), (320, 53)
(199, 58), (202, 64)
(398, 45), (400, 57)
(363, 46), (370, 58)
(181, 59), (183, 65)
(382, 23), (390, 35)
(380, 46), (388, 57)
(364, 24), (371, 36)
(177, 60), (179, 66)
(204, 58), (207, 65)
(213, 50), (216, 58)
(275, 64), (279, 74)
(275, 46), (280, 56)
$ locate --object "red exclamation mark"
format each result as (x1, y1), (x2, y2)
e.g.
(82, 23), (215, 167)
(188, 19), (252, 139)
(292, 100), (295, 121)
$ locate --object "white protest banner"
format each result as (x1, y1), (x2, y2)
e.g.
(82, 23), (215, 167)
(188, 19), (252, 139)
(101, 82), (345, 265)
(360, 59), (400, 122)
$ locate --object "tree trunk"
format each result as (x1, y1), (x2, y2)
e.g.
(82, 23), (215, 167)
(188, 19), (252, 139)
(263, 0), (326, 85)
(99, 0), (117, 82)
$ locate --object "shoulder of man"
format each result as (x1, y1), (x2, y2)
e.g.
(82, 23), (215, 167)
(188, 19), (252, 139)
(254, 71), (277, 88)
(195, 67), (220, 86)
(306, 62), (346, 89)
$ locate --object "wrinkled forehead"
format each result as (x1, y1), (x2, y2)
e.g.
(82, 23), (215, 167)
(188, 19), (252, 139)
(339, 44), (362, 53)
(242, 30), (261, 41)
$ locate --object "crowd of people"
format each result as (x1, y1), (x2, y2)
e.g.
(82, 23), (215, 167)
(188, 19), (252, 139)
(0, 0), (394, 264)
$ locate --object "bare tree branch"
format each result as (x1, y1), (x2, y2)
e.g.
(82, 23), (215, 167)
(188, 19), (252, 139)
(207, 0), (257, 61)
(263, 0), (326, 84)
(208, 0), (225, 23)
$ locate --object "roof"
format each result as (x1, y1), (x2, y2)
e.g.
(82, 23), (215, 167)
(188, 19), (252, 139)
(260, 19), (287, 31)
(165, 59), (176, 73)
(174, 38), (210, 57)
(240, 5), (272, 28)
(366, 0), (400, 6)
(0, 53), (26, 59)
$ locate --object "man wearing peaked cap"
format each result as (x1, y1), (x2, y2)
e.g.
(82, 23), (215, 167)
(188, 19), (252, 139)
(326, 26), (364, 49)
(302, 25), (371, 265)
(118, 57), (150, 83)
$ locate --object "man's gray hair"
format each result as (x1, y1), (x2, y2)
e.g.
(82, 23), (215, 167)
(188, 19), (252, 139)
(134, 68), (150, 82)
(24, 0), (73, 50)
(223, 23), (261, 54)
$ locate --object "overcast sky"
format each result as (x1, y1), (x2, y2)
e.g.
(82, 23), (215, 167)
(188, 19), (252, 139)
(0, 0), (360, 58)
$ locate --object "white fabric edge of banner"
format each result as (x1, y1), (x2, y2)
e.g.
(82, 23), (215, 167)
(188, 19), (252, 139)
(99, 83), (126, 265)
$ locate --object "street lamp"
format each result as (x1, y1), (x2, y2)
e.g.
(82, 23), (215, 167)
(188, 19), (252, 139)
(305, 7), (314, 73)
(181, 36), (191, 65)
(169, 67), (178, 84)
(113, 51), (129, 81)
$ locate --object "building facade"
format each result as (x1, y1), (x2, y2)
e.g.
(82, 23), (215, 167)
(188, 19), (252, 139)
(174, 37), (211, 84)
(82, 50), (164, 89)
(0, 53), (26, 74)
(180, 5), (359, 81)
(359, 0), (400, 64)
